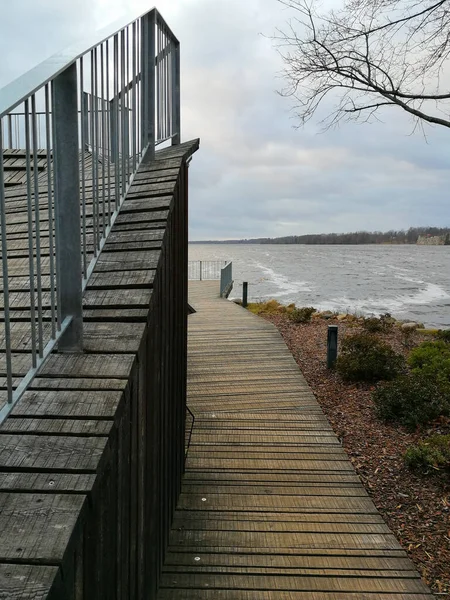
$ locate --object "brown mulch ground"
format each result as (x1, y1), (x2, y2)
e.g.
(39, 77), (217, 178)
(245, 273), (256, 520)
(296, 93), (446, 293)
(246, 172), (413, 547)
(262, 312), (450, 597)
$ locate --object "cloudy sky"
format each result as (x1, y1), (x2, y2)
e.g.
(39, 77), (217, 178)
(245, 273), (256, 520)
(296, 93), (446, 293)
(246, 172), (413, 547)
(1, 0), (449, 240)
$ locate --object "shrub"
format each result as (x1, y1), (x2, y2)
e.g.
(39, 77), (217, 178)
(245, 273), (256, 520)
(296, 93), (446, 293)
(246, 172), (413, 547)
(404, 434), (450, 473)
(336, 333), (405, 382)
(437, 329), (450, 343)
(362, 315), (393, 333)
(361, 317), (384, 332)
(289, 306), (316, 324)
(373, 372), (448, 430)
(408, 341), (450, 395)
(247, 299), (282, 315)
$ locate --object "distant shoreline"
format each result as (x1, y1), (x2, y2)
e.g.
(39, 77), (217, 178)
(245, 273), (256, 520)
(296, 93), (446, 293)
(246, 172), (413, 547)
(189, 241), (450, 246)
(189, 228), (450, 246)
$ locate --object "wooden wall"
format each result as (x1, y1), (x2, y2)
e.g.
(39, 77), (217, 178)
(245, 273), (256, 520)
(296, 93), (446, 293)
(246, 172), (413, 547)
(0, 140), (199, 600)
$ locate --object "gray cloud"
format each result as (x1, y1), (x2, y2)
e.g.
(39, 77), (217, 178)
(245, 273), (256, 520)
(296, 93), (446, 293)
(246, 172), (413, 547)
(1, 0), (448, 239)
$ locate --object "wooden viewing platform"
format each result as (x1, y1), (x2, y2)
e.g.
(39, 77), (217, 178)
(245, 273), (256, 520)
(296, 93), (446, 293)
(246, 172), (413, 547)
(157, 281), (433, 600)
(0, 140), (199, 599)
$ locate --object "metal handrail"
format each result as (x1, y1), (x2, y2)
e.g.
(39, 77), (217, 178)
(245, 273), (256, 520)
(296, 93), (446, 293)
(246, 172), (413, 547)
(220, 262), (233, 298)
(0, 7), (181, 423)
(0, 8), (178, 118)
(188, 260), (229, 281)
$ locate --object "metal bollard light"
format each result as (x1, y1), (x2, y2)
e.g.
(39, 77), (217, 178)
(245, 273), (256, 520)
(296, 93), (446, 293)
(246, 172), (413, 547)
(327, 325), (338, 369)
(243, 282), (248, 308)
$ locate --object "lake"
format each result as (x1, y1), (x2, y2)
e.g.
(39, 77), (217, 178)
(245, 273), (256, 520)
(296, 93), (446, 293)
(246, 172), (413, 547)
(188, 244), (450, 328)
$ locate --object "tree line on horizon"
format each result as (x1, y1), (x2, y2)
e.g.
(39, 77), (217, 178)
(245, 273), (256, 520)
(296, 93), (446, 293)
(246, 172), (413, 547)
(256, 227), (450, 245)
(193, 227), (450, 245)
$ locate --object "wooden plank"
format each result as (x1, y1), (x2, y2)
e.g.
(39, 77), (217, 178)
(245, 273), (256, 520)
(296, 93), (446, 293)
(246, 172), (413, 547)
(0, 564), (59, 599)
(9, 389), (124, 418)
(179, 484), (366, 497)
(0, 434), (107, 472)
(158, 591), (432, 600)
(0, 418), (112, 436)
(40, 354), (135, 379)
(160, 573), (429, 593)
(0, 472), (95, 493)
(172, 518), (388, 535)
(84, 289), (153, 309)
(0, 493), (85, 563)
(177, 494), (376, 512)
(32, 377), (128, 391)
(87, 270), (156, 289)
(94, 250), (160, 272)
(163, 550), (414, 571)
(82, 322), (146, 353)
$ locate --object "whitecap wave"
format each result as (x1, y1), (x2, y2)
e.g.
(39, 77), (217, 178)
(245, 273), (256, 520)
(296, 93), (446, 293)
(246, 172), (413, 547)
(256, 264), (312, 296)
(315, 283), (449, 316)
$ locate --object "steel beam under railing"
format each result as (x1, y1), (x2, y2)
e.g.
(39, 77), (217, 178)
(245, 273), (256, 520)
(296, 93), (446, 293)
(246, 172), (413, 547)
(0, 7), (181, 423)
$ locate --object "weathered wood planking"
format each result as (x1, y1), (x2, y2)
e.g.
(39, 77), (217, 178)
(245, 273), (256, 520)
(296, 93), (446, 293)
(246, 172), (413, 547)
(0, 139), (200, 599)
(156, 280), (433, 600)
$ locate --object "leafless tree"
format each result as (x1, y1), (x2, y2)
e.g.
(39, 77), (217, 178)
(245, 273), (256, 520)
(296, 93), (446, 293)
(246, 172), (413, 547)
(275, 0), (450, 129)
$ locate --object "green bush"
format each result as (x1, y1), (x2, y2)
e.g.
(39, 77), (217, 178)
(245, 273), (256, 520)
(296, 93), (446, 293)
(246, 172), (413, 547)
(336, 333), (405, 382)
(404, 434), (450, 473)
(289, 306), (316, 324)
(373, 372), (448, 430)
(247, 299), (282, 315)
(362, 314), (393, 333)
(362, 317), (384, 332)
(437, 329), (450, 343)
(408, 341), (450, 395)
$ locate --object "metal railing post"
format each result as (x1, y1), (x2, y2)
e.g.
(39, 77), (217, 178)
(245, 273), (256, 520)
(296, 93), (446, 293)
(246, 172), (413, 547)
(171, 41), (181, 145)
(52, 63), (83, 351)
(110, 97), (117, 164)
(243, 282), (248, 308)
(327, 325), (338, 369)
(82, 92), (90, 150)
(142, 10), (156, 162)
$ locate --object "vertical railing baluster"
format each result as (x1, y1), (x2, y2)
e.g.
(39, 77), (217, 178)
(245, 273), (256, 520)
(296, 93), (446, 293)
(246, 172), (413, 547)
(132, 20), (137, 173)
(172, 35), (181, 145)
(7, 115), (12, 148)
(24, 100), (38, 367)
(52, 63), (83, 351)
(158, 24), (161, 142)
(0, 123), (13, 403)
(45, 84), (57, 338)
(142, 10), (156, 162)
(100, 43), (106, 236)
(31, 95), (44, 358)
(94, 48), (100, 253)
(120, 28), (126, 197)
(79, 60), (88, 279)
(82, 91), (89, 151)
(113, 34), (120, 208)
(137, 18), (142, 160)
(51, 84), (62, 332)
(106, 39), (112, 226)
(164, 27), (169, 139)
(90, 53), (98, 257)
(125, 26), (130, 187)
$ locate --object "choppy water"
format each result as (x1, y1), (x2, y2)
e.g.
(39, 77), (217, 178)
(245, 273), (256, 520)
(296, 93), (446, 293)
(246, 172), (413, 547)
(188, 244), (450, 328)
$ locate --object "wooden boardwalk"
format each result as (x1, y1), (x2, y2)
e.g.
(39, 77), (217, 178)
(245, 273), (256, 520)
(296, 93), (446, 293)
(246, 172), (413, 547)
(158, 281), (433, 600)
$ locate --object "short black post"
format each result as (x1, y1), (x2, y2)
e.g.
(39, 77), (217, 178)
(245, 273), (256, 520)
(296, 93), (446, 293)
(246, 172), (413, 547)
(327, 325), (338, 369)
(242, 282), (248, 308)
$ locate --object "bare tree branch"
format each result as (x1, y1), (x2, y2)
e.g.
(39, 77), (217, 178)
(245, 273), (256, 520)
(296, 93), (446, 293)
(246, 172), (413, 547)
(274, 0), (450, 129)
